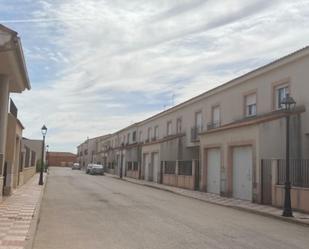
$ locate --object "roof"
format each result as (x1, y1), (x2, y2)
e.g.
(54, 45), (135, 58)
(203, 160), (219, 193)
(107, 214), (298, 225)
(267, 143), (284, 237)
(0, 23), (31, 91)
(0, 24), (17, 35)
(138, 45), (309, 125)
(48, 152), (77, 157)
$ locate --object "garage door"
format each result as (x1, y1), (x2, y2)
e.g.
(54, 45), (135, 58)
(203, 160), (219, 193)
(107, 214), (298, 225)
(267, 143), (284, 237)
(152, 153), (159, 183)
(144, 153), (152, 181)
(207, 148), (221, 194)
(232, 146), (253, 201)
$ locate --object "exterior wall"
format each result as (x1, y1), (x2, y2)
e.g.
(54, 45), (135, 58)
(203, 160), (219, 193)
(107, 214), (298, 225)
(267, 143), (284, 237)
(141, 143), (160, 181)
(270, 159), (309, 213)
(273, 186), (309, 213)
(20, 138), (43, 185)
(21, 167), (36, 185)
(48, 153), (77, 167)
(200, 125), (259, 200)
(162, 160), (198, 190)
(3, 114), (23, 195)
(77, 47), (309, 206)
(22, 139), (43, 166)
(77, 138), (97, 169)
(0, 76), (9, 198)
(0, 25), (30, 199)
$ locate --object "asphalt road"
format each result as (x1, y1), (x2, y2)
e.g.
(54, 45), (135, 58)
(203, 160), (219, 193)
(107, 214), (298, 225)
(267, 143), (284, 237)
(33, 167), (309, 249)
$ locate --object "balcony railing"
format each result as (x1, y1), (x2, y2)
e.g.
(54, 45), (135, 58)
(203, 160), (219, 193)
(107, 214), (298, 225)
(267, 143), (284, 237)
(207, 121), (221, 130)
(191, 126), (202, 142)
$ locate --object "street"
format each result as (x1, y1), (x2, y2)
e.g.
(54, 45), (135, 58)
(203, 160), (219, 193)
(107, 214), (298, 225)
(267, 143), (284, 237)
(33, 167), (309, 249)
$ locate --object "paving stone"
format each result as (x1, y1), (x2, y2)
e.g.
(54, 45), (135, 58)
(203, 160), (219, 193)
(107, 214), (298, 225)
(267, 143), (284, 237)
(0, 174), (45, 249)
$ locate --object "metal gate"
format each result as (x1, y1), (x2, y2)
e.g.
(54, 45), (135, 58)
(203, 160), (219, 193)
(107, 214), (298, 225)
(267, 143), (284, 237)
(261, 160), (272, 205)
(194, 160), (200, 190)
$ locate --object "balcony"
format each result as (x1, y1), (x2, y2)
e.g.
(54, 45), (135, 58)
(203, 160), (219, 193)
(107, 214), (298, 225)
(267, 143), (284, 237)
(191, 126), (202, 142)
(207, 121), (221, 130)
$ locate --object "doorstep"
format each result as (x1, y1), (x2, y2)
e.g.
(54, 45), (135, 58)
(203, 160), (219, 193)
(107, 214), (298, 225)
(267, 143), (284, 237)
(0, 173), (46, 249)
(105, 173), (309, 227)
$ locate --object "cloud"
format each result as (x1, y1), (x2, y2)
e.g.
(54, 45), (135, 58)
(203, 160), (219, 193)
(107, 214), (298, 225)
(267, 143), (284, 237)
(7, 0), (309, 152)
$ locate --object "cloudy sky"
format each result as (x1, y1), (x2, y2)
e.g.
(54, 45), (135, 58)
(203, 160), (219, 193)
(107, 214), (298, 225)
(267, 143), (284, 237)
(1, 0), (309, 152)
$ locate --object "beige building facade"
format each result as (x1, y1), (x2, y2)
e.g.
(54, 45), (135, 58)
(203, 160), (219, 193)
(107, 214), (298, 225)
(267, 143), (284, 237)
(0, 24), (30, 198)
(77, 46), (309, 212)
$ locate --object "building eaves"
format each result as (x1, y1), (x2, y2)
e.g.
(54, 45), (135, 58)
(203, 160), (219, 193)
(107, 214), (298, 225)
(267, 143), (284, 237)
(138, 45), (309, 125)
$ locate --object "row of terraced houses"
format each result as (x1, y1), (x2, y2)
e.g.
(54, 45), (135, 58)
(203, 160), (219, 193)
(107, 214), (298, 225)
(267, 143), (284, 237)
(0, 25), (43, 199)
(77, 46), (309, 213)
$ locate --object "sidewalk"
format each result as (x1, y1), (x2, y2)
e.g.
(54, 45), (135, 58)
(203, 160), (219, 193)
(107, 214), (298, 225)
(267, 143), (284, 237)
(0, 174), (46, 249)
(106, 173), (309, 226)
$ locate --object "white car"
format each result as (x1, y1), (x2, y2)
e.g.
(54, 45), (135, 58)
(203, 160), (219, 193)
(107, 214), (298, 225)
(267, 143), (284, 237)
(86, 164), (104, 175)
(72, 163), (81, 170)
(86, 164), (94, 174)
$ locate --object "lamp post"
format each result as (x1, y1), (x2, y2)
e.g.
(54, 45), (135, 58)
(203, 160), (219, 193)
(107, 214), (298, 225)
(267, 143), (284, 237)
(39, 125), (47, 185)
(281, 94), (296, 217)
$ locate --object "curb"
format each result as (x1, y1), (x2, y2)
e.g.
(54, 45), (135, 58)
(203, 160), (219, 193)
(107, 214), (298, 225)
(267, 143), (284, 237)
(25, 172), (49, 249)
(105, 174), (309, 227)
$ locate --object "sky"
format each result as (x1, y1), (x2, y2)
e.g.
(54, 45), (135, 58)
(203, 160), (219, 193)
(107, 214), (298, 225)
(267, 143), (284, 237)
(1, 0), (309, 153)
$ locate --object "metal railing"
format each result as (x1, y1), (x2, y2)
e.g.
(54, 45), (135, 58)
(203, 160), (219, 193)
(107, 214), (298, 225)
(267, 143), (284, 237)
(207, 121), (221, 130)
(278, 159), (309, 188)
(191, 126), (202, 142)
(164, 161), (176, 174)
(178, 161), (192, 176)
(133, 161), (138, 171)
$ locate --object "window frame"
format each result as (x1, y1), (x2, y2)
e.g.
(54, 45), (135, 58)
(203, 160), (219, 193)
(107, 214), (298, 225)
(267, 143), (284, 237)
(176, 117), (182, 134)
(167, 121), (172, 136)
(272, 79), (290, 111)
(244, 91), (257, 117)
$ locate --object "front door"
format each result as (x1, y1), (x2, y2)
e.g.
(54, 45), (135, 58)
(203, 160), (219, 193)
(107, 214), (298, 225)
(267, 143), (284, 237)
(232, 146), (253, 201)
(207, 148), (221, 194)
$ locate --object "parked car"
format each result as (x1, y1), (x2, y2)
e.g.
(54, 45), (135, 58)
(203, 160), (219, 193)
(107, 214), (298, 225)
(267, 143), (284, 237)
(72, 163), (81, 170)
(89, 164), (104, 175)
(86, 164), (94, 174)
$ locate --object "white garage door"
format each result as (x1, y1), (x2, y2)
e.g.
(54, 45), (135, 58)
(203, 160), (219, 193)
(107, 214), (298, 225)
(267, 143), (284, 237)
(232, 146), (253, 201)
(144, 153), (152, 181)
(152, 153), (159, 183)
(207, 148), (221, 194)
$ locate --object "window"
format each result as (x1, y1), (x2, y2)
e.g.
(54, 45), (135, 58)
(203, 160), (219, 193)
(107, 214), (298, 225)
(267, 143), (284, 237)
(154, 126), (159, 139)
(139, 131), (143, 142)
(212, 106), (220, 127)
(276, 85), (289, 109)
(167, 121), (172, 136)
(176, 118), (182, 134)
(147, 127), (152, 141)
(245, 93), (257, 117)
(127, 133), (130, 144)
(132, 131), (136, 142)
(195, 111), (202, 132)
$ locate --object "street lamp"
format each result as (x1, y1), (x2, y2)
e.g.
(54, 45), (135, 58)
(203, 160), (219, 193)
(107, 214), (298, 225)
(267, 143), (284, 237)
(281, 94), (296, 217)
(39, 125), (47, 185)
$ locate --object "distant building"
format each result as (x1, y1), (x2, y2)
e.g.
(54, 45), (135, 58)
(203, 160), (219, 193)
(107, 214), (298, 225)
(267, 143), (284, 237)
(20, 137), (44, 186)
(48, 152), (77, 167)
